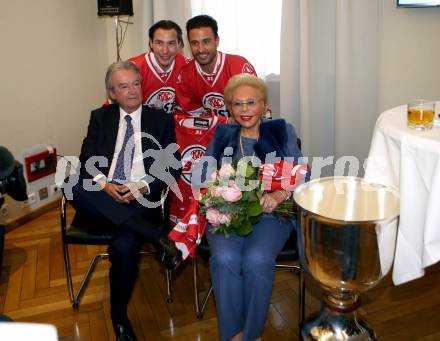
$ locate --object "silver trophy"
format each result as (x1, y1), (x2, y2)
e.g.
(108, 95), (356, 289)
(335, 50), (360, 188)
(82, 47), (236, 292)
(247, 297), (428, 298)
(294, 177), (399, 340)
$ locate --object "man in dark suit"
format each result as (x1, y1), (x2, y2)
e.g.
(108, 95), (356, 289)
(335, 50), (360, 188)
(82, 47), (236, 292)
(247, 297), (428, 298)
(71, 61), (182, 341)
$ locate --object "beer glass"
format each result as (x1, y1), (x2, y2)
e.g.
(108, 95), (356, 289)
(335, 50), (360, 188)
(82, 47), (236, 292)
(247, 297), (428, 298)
(407, 99), (435, 131)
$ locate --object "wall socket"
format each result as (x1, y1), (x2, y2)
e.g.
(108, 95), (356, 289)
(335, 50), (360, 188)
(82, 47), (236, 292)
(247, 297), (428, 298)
(49, 184), (60, 196)
(23, 193), (37, 207)
(39, 187), (49, 200)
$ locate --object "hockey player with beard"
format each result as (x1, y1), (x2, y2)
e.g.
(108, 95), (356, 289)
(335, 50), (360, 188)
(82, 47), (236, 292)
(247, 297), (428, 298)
(175, 15), (259, 118)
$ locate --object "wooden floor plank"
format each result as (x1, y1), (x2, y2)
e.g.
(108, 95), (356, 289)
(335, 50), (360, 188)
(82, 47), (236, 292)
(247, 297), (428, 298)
(1, 206), (440, 340)
(20, 247), (37, 301)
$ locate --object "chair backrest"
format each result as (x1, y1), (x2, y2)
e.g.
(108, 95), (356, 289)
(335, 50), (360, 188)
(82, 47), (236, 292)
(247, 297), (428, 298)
(60, 191), (114, 245)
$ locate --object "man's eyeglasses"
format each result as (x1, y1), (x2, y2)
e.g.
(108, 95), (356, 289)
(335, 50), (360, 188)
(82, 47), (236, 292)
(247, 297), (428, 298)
(231, 99), (262, 110)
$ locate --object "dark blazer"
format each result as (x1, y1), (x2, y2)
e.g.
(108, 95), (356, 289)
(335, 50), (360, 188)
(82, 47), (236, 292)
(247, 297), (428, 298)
(192, 119), (304, 186)
(206, 119), (302, 162)
(78, 104), (181, 204)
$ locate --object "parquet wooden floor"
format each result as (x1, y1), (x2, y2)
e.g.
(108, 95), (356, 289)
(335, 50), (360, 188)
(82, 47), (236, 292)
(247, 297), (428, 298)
(0, 206), (440, 340)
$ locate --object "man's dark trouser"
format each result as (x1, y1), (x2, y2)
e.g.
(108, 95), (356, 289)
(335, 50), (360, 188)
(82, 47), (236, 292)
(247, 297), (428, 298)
(71, 182), (164, 324)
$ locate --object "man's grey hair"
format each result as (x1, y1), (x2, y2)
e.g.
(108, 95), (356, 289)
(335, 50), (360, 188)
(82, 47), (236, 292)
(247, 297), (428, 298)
(105, 60), (142, 92)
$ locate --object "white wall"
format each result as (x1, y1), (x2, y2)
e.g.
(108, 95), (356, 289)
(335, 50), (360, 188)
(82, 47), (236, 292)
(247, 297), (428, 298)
(104, 0), (148, 63)
(0, 0), (111, 223)
(1, 0), (110, 159)
(378, 1), (440, 113)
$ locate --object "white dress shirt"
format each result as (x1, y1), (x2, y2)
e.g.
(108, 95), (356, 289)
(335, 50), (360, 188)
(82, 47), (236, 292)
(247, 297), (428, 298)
(94, 105), (149, 191)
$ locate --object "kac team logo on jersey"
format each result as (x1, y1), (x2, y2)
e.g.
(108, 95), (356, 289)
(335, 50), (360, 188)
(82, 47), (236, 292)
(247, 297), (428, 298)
(181, 145), (206, 184)
(202, 92), (229, 117)
(146, 87), (175, 114)
(242, 63), (256, 75)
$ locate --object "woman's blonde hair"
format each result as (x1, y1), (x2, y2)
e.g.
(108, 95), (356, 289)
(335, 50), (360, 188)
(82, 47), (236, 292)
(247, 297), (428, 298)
(223, 73), (268, 109)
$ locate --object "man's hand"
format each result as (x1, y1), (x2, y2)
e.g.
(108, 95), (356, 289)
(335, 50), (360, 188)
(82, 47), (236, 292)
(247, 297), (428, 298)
(119, 182), (149, 202)
(101, 182), (131, 203)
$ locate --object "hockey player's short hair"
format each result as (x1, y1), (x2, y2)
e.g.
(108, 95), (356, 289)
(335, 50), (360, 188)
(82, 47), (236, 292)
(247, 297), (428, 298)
(149, 20), (184, 49)
(224, 74), (268, 108)
(186, 15), (218, 38)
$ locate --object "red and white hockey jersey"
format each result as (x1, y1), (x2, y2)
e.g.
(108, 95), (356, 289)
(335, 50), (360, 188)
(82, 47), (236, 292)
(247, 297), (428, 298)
(129, 52), (190, 114)
(169, 114), (228, 225)
(175, 52), (256, 117)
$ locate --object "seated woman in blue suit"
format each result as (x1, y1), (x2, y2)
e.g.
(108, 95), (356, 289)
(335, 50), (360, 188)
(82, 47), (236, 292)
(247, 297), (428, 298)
(193, 74), (303, 341)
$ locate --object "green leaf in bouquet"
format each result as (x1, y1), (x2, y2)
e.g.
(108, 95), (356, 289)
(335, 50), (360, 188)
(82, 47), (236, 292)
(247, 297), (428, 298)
(236, 160), (249, 174)
(237, 160), (258, 178)
(246, 165), (257, 178)
(241, 191), (250, 201)
(235, 219), (253, 236)
(249, 215), (261, 225)
(229, 215), (244, 230)
(247, 200), (263, 217)
(246, 190), (260, 202)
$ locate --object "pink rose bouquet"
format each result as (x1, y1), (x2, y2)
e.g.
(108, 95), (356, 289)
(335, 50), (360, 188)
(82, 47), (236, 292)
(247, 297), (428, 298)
(199, 160), (308, 237)
(199, 161), (263, 236)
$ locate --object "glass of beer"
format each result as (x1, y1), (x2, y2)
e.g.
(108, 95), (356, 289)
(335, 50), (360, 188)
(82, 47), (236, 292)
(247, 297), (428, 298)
(407, 99), (435, 131)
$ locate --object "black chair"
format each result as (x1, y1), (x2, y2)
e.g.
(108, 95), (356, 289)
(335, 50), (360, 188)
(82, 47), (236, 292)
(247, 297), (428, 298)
(192, 236), (213, 319)
(60, 191), (173, 308)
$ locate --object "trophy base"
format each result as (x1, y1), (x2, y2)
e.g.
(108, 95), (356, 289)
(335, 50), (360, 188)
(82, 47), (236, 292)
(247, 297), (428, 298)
(301, 304), (377, 341)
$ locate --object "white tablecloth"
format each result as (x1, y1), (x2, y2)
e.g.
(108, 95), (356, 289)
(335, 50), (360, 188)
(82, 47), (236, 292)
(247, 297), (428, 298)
(365, 105), (440, 285)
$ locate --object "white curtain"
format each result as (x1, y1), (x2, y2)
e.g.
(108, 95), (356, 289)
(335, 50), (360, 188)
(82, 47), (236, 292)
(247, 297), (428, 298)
(141, 0), (192, 55)
(142, 0), (282, 74)
(191, 0), (282, 79)
(143, 0), (382, 169)
(280, 0), (381, 170)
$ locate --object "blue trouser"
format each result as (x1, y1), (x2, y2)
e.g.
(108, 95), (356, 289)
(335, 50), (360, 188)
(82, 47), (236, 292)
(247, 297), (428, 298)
(206, 215), (294, 341)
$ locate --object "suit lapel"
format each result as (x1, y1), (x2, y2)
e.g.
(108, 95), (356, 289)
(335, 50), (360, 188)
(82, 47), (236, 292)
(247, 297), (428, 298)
(104, 106), (120, 165)
(140, 106), (154, 153)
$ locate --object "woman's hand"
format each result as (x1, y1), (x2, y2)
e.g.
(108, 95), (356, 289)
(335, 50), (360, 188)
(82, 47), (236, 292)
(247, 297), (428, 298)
(260, 190), (289, 213)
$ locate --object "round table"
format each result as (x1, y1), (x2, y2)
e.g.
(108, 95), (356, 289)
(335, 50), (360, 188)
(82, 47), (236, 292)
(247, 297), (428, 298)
(365, 104), (440, 285)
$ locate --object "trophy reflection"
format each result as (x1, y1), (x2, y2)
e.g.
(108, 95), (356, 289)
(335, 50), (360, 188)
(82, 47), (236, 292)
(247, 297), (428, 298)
(294, 177), (400, 341)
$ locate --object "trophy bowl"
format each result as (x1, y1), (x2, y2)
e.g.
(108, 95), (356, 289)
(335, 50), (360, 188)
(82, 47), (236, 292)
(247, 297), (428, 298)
(294, 176), (400, 341)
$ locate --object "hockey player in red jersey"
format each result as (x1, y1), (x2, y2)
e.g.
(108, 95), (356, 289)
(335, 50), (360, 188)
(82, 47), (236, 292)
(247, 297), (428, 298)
(129, 20), (190, 114)
(169, 15), (270, 225)
(175, 15), (258, 117)
(169, 114), (228, 225)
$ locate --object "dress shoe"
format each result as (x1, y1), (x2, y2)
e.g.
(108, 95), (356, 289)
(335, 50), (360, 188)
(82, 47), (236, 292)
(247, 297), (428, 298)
(113, 321), (137, 341)
(158, 238), (182, 270)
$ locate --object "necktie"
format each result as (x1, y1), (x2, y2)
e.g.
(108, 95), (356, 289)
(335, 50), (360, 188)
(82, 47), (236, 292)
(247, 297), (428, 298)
(112, 115), (135, 183)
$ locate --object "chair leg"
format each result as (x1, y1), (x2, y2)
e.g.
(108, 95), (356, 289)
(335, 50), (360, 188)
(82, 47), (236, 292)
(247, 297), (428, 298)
(275, 264), (305, 330)
(62, 242), (76, 308)
(62, 241), (109, 309)
(165, 269), (173, 303)
(73, 253), (109, 307)
(192, 256), (213, 319)
(299, 268), (305, 326)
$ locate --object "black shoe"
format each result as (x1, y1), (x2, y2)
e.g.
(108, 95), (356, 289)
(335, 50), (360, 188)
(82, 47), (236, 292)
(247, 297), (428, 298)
(158, 238), (182, 270)
(113, 321), (137, 341)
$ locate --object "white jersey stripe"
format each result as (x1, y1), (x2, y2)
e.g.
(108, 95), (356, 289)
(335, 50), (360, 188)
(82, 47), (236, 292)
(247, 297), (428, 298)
(145, 52), (175, 84)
